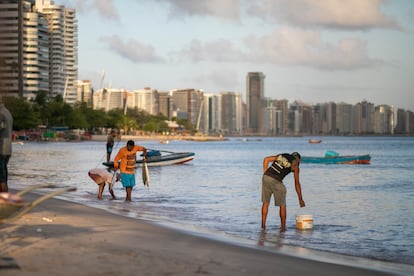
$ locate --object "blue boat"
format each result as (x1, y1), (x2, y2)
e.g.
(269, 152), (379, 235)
(301, 151), (371, 165)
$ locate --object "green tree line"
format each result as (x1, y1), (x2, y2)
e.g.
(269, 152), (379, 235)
(3, 92), (195, 134)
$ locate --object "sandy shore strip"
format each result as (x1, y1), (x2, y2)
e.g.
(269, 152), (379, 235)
(91, 134), (226, 142)
(0, 191), (406, 275)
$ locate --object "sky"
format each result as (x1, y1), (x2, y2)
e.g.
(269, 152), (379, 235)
(56, 0), (414, 111)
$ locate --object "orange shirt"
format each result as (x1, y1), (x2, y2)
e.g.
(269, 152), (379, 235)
(113, 145), (146, 174)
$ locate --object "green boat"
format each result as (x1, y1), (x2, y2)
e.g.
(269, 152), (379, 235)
(301, 151), (371, 165)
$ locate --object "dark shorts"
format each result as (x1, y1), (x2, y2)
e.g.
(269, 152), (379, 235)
(262, 174), (286, 206)
(0, 155), (10, 183)
(106, 145), (113, 154)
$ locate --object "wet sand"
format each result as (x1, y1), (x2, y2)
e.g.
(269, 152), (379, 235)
(0, 191), (399, 275)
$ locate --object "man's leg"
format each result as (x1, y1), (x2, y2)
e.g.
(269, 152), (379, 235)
(97, 183), (105, 199)
(109, 187), (116, 199)
(0, 157), (7, 192)
(0, 182), (7, 193)
(261, 202), (269, 230)
(125, 187), (132, 201)
(280, 204), (287, 232)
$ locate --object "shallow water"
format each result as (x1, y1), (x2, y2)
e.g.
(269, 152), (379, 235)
(8, 136), (414, 270)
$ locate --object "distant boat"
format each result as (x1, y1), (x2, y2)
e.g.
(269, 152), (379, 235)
(301, 151), (371, 165)
(308, 139), (322, 144)
(240, 138), (262, 142)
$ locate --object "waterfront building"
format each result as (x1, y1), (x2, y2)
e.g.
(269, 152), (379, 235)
(130, 88), (159, 116)
(262, 98), (287, 135)
(0, 0), (49, 100)
(353, 101), (375, 134)
(374, 104), (394, 134)
(263, 106), (280, 135)
(205, 93), (221, 134)
(36, 0), (78, 103)
(0, 0), (77, 103)
(170, 88), (203, 127)
(220, 92), (243, 135)
(93, 88), (128, 112)
(395, 109), (414, 134)
(158, 91), (172, 119)
(336, 102), (353, 135)
(246, 72), (265, 133)
(76, 80), (92, 106)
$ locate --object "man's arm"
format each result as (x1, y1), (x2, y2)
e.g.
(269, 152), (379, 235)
(113, 149), (122, 170)
(292, 160), (305, 207)
(134, 146), (147, 159)
(263, 155), (277, 173)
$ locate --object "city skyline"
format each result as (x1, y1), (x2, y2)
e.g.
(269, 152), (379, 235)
(56, 0), (414, 111)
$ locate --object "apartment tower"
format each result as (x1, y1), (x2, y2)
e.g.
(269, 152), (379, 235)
(246, 72), (265, 133)
(36, 0), (78, 103)
(0, 0), (49, 101)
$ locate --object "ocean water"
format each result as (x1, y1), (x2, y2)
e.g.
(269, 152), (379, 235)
(8, 136), (414, 272)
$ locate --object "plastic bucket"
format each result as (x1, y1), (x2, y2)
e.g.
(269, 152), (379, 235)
(296, 214), (313, 230)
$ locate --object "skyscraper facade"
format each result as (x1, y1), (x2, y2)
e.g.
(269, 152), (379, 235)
(0, 0), (49, 100)
(0, 0), (77, 102)
(246, 72), (265, 133)
(36, 0), (78, 103)
(171, 89), (203, 126)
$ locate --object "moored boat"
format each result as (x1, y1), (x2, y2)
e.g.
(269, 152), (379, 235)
(103, 149), (195, 168)
(308, 139), (322, 144)
(301, 151), (371, 164)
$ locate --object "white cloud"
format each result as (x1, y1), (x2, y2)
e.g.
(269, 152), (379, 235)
(92, 0), (119, 21)
(247, 0), (399, 30)
(100, 35), (165, 63)
(155, 0), (241, 20)
(69, 0), (119, 21)
(173, 27), (382, 70)
(244, 27), (383, 70)
(172, 39), (244, 63)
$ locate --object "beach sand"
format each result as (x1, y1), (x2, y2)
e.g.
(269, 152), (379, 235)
(0, 191), (395, 276)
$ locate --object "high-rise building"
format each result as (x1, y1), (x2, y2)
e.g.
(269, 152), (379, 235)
(0, 0), (49, 101)
(374, 104), (394, 134)
(395, 108), (414, 134)
(0, 0), (77, 103)
(171, 88), (203, 127)
(130, 88), (159, 115)
(220, 92), (243, 135)
(77, 80), (92, 105)
(158, 91), (172, 119)
(93, 88), (129, 112)
(36, 0), (77, 103)
(336, 102), (353, 135)
(246, 72), (265, 133)
(262, 98), (287, 135)
(353, 101), (375, 134)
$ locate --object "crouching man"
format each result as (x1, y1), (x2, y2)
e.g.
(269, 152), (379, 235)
(88, 168), (119, 200)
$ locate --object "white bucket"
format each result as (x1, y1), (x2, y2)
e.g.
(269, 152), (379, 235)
(296, 214), (313, 230)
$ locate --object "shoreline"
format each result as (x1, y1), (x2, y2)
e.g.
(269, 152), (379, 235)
(92, 134), (226, 142)
(1, 190), (410, 275)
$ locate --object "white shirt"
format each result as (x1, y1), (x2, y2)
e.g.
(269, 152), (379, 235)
(88, 168), (114, 183)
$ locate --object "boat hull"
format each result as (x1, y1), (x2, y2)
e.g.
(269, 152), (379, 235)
(103, 152), (195, 168)
(301, 154), (371, 164)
